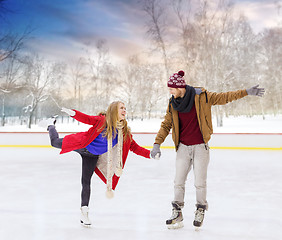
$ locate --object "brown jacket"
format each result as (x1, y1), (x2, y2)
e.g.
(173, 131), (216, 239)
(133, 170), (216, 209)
(155, 87), (248, 151)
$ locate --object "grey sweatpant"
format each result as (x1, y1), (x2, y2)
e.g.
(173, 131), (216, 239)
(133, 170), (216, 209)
(174, 143), (210, 210)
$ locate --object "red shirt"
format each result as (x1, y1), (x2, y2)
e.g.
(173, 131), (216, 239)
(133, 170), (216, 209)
(178, 104), (204, 146)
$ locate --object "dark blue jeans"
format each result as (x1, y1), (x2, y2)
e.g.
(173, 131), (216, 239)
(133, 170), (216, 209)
(48, 126), (99, 207)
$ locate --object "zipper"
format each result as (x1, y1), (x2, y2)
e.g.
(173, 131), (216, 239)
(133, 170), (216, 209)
(198, 94), (205, 144)
(169, 99), (177, 149)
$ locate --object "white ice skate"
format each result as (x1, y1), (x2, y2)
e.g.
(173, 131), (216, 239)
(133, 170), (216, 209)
(80, 206), (91, 228)
(38, 116), (57, 129)
(166, 202), (184, 229)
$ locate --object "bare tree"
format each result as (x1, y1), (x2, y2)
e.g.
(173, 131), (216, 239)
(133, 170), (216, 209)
(259, 28), (282, 115)
(66, 58), (88, 110)
(84, 39), (115, 113)
(0, 30), (31, 63)
(140, 63), (167, 119)
(0, 0), (32, 63)
(170, 0), (264, 124)
(0, 54), (23, 125)
(119, 55), (167, 119)
(46, 62), (67, 113)
(22, 55), (59, 128)
(119, 56), (140, 120)
(142, 0), (170, 79)
(171, 0), (195, 71)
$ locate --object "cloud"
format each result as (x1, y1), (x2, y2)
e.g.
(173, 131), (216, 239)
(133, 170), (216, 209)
(34, 2), (79, 26)
(234, 1), (281, 33)
(24, 37), (82, 62)
(25, 25), (147, 65)
(13, 0), (281, 65)
(4, 0), (152, 63)
(44, 0), (149, 62)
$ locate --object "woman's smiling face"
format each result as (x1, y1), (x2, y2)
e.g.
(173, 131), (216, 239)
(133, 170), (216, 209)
(117, 102), (126, 121)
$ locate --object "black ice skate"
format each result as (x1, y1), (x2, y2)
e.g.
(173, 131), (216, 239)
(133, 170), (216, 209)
(166, 202), (184, 229)
(193, 204), (206, 228)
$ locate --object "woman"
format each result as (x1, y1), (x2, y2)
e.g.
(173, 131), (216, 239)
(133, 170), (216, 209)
(45, 101), (151, 227)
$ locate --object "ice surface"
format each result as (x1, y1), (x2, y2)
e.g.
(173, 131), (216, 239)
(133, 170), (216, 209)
(0, 146), (281, 240)
(0, 115), (281, 239)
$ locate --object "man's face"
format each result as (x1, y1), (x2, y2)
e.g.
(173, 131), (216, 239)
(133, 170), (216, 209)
(169, 87), (183, 98)
(117, 102), (126, 121)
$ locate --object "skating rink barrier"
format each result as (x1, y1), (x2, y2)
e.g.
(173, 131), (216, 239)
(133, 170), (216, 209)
(0, 132), (281, 150)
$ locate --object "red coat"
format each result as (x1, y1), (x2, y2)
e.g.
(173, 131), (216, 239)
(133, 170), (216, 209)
(61, 110), (151, 190)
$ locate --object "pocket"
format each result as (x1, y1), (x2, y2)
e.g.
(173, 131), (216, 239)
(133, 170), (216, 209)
(203, 143), (210, 150)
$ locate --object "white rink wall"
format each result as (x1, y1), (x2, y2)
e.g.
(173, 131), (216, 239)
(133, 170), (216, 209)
(0, 115), (281, 149)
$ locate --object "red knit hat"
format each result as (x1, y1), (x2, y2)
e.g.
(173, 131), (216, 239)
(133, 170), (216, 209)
(167, 70), (186, 88)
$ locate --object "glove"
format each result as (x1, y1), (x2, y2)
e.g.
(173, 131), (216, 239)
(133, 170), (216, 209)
(246, 85), (265, 97)
(151, 144), (161, 159)
(61, 107), (75, 116)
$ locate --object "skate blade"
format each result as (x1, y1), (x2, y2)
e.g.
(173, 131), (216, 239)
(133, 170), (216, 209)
(194, 226), (201, 231)
(167, 222), (184, 229)
(80, 221), (91, 228)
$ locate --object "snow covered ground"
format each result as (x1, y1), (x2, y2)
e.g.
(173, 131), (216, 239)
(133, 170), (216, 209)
(130, 115), (282, 134)
(0, 115), (281, 240)
(0, 114), (282, 133)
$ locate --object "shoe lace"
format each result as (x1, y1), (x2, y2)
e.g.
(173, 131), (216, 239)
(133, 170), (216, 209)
(171, 208), (181, 219)
(194, 208), (204, 222)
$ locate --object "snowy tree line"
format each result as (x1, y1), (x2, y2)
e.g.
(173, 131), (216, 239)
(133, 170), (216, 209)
(0, 0), (281, 128)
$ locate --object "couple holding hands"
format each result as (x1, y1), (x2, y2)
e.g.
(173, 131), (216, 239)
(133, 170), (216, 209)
(44, 70), (264, 229)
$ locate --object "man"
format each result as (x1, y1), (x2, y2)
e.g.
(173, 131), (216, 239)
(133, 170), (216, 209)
(150, 70), (265, 229)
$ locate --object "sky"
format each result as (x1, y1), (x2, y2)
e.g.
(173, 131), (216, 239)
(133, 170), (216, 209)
(1, 0), (281, 63)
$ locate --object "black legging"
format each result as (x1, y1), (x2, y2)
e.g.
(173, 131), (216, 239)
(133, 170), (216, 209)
(48, 125), (99, 207)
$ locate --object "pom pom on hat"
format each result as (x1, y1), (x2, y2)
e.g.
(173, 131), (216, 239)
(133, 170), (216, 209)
(178, 70), (185, 77)
(167, 70), (186, 88)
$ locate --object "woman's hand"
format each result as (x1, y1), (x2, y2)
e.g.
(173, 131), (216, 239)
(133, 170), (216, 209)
(61, 107), (75, 116)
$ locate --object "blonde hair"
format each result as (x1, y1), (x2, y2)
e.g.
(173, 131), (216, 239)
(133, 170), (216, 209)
(100, 101), (131, 141)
